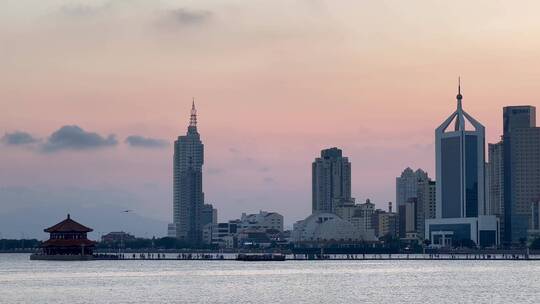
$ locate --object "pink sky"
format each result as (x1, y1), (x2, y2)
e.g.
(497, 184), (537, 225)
(1, 1), (540, 234)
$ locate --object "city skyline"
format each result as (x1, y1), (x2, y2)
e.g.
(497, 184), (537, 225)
(2, 1), (540, 238)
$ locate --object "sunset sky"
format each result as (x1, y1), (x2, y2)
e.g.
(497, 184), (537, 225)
(1, 0), (540, 238)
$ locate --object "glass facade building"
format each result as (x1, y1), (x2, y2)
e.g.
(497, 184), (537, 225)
(427, 83), (499, 248)
(436, 86), (485, 219)
(502, 106), (539, 244)
(312, 148), (352, 213)
(172, 102), (205, 244)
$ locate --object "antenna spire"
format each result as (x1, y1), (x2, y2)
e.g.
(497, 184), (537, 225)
(456, 76), (463, 108)
(189, 98), (197, 127)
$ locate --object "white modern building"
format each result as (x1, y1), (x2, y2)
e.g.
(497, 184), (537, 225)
(238, 211), (284, 232)
(292, 213), (362, 243)
(334, 199), (377, 241)
(426, 216), (500, 247)
(292, 212), (377, 243)
(202, 221), (238, 248)
(201, 211), (284, 248)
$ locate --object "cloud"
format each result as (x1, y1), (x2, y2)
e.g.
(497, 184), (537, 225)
(125, 135), (168, 148)
(41, 125), (117, 152)
(161, 8), (213, 27)
(1, 131), (39, 145)
(60, 4), (106, 17)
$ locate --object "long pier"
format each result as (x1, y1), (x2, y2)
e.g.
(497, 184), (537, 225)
(92, 253), (540, 261)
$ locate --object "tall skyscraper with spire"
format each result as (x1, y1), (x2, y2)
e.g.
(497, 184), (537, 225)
(426, 80), (499, 247)
(171, 101), (205, 244)
(435, 80), (486, 218)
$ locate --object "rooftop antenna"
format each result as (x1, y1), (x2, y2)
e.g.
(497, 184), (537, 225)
(456, 76), (463, 109)
(190, 98), (197, 127)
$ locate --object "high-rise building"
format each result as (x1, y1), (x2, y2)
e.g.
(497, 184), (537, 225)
(435, 82), (486, 218)
(312, 147), (352, 213)
(171, 101), (205, 244)
(396, 167), (428, 209)
(487, 141), (504, 235)
(426, 82), (499, 247)
(416, 179), (436, 238)
(502, 106), (540, 244)
(395, 168), (432, 238)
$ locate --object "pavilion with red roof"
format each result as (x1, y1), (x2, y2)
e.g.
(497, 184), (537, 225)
(36, 214), (96, 258)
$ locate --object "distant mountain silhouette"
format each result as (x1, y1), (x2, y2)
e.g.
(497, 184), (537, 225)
(0, 186), (167, 239)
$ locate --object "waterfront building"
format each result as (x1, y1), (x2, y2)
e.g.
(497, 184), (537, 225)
(333, 199), (358, 222)
(236, 230), (273, 248)
(171, 101), (205, 244)
(202, 211), (284, 248)
(398, 198), (417, 238)
(502, 106), (540, 244)
(167, 223), (176, 238)
(353, 199), (375, 232)
(334, 199), (377, 241)
(312, 147), (352, 213)
(529, 200), (540, 242)
(426, 82), (499, 247)
(239, 211), (284, 232)
(371, 208), (398, 239)
(101, 231), (135, 243)
(201, 204), (218, 227)
(426, 216), (499, 247)
(31, 214), (95, 260)
(416, 179), (436, 238)
(487, 141), (505, 236)
(203, 221), (238, 249)
(292, 213), (364, 244)
(396, 168), (428, 210)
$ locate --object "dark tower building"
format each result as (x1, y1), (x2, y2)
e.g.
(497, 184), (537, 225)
(502, 106), (539, 244)
(312, 147), (352, 214)
(172, 101), (205, 244)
